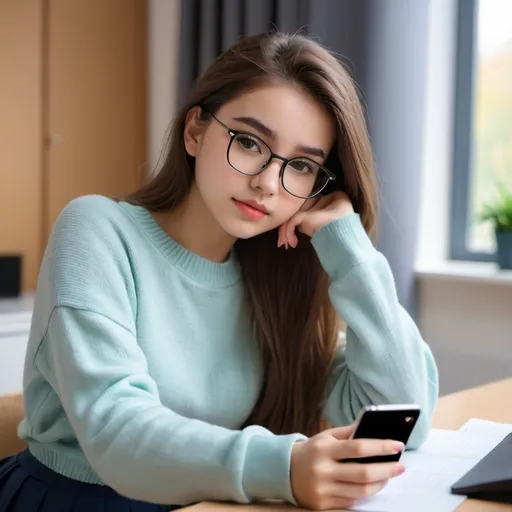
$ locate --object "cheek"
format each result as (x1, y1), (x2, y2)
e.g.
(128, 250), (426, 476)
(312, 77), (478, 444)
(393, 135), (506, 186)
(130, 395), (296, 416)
(195, 140), (233, 187)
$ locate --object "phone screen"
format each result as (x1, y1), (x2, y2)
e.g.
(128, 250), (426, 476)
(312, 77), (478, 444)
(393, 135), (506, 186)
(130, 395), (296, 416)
(344, 408), (421, 463)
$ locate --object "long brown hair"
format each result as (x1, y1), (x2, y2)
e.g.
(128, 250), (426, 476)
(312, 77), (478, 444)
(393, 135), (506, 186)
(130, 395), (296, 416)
(127, 32), (378, 437)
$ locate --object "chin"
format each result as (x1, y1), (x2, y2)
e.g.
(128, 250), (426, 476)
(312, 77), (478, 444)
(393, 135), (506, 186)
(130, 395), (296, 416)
(221, 218), (271, 240)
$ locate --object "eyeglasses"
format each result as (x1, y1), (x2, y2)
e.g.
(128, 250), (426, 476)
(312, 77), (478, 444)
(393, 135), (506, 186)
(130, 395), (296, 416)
(204, 109), (336, 199)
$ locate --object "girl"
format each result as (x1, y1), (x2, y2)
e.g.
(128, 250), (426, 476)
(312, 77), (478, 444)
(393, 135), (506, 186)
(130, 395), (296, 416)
(0, 31), (438, 511)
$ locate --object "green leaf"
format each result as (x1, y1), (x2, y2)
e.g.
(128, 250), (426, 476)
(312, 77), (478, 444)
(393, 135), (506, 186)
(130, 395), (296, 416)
(478, 182), (512, 230)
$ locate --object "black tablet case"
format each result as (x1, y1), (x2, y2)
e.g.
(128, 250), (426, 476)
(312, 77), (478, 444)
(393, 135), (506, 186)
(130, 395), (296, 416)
(451, 432), (512, 504)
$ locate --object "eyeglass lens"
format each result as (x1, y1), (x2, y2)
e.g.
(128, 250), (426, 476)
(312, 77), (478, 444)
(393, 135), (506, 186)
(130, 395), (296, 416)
(228, 133), (330, 198)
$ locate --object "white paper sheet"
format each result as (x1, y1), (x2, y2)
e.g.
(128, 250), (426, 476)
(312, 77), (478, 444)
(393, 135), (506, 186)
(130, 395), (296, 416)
(348, 425), (511, 512)
(458, 418), (512, 440)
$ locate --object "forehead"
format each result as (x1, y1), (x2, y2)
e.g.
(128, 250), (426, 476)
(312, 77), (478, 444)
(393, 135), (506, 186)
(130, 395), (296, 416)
(217, 83), (335, 152)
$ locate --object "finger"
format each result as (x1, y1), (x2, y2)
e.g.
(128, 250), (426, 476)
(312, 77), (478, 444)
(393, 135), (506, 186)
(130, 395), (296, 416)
(286, 212), (306, 247)
(336, 438), (405, 461)
(278, 222), (292, 248)
(324, 424), (355, 440)
(277, 223), (287, 248)
(333, 461), (405, 484)
(326, 479), (389, 500)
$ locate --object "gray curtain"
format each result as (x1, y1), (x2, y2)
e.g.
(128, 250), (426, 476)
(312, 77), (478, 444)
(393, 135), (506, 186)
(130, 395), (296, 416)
(178, 0), (429, 317)
(178, 0), (311, 102)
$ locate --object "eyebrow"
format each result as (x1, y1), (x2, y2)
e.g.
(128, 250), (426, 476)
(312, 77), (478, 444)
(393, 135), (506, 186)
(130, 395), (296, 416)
(232, 116), (326, 159)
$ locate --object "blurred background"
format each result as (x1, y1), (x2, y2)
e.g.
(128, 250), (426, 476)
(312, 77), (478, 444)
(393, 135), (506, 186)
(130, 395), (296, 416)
(1, 0), (511, 397)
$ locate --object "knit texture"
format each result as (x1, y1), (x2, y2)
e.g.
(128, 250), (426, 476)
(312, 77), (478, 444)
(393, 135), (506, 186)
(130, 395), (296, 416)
(18, 195), (438, 506)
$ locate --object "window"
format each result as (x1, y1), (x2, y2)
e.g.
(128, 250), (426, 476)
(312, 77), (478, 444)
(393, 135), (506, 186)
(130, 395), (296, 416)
(451, 0), (512, 261)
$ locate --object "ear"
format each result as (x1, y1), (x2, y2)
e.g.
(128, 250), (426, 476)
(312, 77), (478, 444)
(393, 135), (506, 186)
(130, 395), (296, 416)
(184, 106), (207, 157)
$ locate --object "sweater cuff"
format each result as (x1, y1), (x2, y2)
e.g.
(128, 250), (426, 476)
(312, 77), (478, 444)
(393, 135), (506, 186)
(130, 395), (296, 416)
(311, 214), (376, 281)
(242, 433), (306, 505)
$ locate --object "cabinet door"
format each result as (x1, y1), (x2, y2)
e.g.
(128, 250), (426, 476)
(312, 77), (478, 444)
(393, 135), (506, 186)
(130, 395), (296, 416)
(0, 1), (43, 292)
(45, 0), (147, 237)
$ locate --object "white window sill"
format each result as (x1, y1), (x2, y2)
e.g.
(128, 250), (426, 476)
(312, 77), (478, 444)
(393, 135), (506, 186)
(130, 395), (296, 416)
(415, 260), (512, 286)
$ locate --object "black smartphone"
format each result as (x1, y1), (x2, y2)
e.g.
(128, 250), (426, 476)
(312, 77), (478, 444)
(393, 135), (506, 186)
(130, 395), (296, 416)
(343, 404), (421, 463)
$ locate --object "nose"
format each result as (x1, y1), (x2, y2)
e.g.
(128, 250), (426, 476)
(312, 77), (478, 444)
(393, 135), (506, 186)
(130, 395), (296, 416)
(249, 159), (282, 196)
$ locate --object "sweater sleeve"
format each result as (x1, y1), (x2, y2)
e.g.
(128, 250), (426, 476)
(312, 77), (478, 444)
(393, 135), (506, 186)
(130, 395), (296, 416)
(36, 307), (304, 505)
(32, 196), (305, 505)
(311, 214), (439, 449)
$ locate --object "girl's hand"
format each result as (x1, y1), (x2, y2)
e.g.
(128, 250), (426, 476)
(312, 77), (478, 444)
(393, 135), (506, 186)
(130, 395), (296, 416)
(290, 425), (405, 510)
(278, 191), (354, 248)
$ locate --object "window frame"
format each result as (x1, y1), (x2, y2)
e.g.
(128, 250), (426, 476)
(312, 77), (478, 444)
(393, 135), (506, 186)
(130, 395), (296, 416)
(450, 0), (495, 262)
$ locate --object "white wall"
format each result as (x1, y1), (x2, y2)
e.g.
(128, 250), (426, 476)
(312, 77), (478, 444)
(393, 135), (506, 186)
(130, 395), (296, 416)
(147, 0), (181, 172)
(416, 0), (512, 395)
(0, 306), (32, 394)
(418, 278), (512, 394)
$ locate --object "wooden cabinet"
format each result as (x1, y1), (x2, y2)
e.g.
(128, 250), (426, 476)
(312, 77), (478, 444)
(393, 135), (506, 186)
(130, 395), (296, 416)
(0, 1), (147, 292)
(0, 1), (44, 294)
(45, 0), (147, 233)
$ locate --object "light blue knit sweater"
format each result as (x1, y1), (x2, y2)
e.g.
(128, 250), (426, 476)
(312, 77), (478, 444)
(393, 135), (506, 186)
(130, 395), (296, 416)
(18, 195), (438, 505)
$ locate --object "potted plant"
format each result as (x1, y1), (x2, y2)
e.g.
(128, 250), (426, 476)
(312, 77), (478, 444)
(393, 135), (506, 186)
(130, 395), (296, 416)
(479, 183), (512, 270)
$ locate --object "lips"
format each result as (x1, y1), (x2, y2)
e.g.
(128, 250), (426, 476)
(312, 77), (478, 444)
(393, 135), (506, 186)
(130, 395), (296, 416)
(237, 199), (268, 214)
(233, 199), (269, 220)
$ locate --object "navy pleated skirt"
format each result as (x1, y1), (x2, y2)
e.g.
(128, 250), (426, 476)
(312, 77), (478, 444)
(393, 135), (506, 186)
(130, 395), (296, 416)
(0, 449), (178, 512)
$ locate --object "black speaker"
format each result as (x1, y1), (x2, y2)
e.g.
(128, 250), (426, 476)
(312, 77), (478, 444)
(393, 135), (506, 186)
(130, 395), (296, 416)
(0, 254), (22, 297)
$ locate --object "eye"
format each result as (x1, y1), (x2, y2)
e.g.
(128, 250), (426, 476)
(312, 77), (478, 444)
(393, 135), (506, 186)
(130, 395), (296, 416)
(236, 136), (262, 154)
(289, 159), (315, 174)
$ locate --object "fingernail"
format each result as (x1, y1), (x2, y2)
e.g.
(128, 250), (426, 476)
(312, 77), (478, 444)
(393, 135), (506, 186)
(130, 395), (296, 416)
(290, 239), (298, 249)
(393, 442), (405, 453)
(396, 464), (406, 475)
(285, 243), (289, 250)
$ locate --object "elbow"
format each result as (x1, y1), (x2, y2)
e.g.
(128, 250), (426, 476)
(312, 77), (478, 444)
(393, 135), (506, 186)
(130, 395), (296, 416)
(91, 456), (149, 502)
(95, 465), (175, 505)
(102, 478), (146, 502)
(406, 347), (440, 450)
(85, 449), (161, 504)
(406, 381), (439, 450)
(105, 480), (171, 506)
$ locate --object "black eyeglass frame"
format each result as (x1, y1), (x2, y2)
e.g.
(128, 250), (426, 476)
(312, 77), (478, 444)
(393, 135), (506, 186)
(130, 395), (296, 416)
(203, 109), (336, 199)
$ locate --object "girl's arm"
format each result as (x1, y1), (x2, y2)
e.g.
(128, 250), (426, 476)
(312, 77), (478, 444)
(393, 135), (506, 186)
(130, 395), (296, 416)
(311, 214), (439, 448)
(30, 197), (306, 506)
(36, 306), (304, 505)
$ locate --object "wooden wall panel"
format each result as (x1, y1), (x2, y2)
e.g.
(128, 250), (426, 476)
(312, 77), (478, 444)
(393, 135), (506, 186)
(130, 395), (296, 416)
(0, 1), (147, 292)
(0, 1), (43, 292)
(45, 0), (147, 237)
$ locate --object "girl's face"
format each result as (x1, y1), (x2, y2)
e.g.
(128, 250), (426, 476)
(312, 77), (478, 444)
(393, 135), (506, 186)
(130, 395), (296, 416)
(184, 83), (335, 240)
